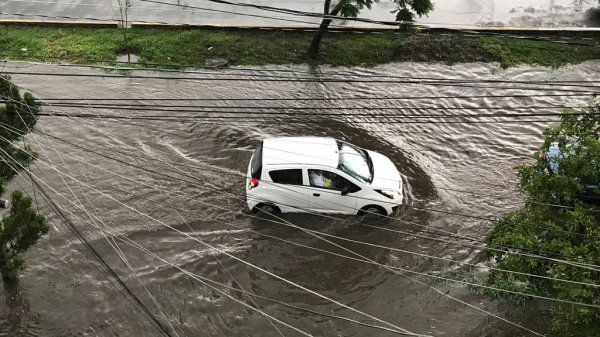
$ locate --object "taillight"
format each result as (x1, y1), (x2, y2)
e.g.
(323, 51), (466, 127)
(248, 178), (259, 189)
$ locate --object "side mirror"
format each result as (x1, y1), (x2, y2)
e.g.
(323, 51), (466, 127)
(340, 186), (348, 195)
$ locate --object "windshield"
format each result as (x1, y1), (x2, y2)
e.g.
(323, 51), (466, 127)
(336, 140), (373, 184)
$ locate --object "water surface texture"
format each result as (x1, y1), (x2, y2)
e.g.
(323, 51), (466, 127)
(0, 60), (599, 337)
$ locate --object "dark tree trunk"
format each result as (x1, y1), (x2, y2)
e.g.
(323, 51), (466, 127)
(308, 2), (342, 60)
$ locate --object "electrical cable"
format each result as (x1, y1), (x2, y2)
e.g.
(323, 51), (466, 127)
(11, 135), (600, 304)
(5, 124), (600, 286)
(0, 89), (183, 337)
(1, 140), (547, 336)
(2, 98), (549, 335)
(1, 104), (596, 270)
(32, 184), (432, 336)
(24, 93), (600, 101)
(4, 95), (598, 243)
(4, 59), (600, 86)
(3, 71), (600, 93)
(27, 101), (591, 111)
(3, 92), (424, 335)
(26, 174), (322, 337)
(34, 111), (567, 124)
(7, 178), (168, 337)
(3, 143), (553, 336)
(5, 59), (600, 87)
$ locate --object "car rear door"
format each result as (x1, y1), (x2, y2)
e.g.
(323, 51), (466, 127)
(307, 169), (358, 214)
(265, 167), (309, 212)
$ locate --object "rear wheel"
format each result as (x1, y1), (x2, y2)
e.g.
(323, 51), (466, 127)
(359, 205), (387, 217)
(254, 203), (280, 215)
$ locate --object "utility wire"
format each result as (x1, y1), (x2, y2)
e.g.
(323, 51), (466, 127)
(20, 173), (175, 337)
(35, 107), (599, 119)
(1, 140), (544, 336)
(7, 177), (168, 337)
(142, 0), (600, 48)
(3, 0), (598, 48)
(5, 86), (600, 280)
(5, 143), (551, 336)
(6, 59), (600, 84)
(24, 119), (600, 247)
(3, 70), (600, 93)
(41, 192), (431, 336)
(2, 91), (423, 334)
(0, 8), (349, 29)
(14, 151), (425, 337)
(23, 93), (600, 101)
(18, 98), (584, 334)
(25, 174), (323, 337)
(0, 101), (596, 268)
(0, 96), (546, 334)
(35, 111), (566, 125)
(8, 121), (596, 282)
(27, 102), (591, 111)
(0, 92), (182, 337)
(142, 0), (405, 27)
(15, 129), (600, 287)
(6, 59), (600, 87)
(4, 95), (598, 240)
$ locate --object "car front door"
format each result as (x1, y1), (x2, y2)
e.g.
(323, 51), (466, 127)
(307, 169), (359, 214)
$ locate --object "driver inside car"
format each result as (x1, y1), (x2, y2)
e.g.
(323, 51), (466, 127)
(310, 170), (334, 188)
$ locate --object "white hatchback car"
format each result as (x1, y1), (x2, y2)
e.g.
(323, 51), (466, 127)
(245, 137), (403, 216)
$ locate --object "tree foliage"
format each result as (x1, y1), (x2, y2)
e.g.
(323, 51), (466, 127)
(308, 0), (434, 58)
(0, 191), (48, 281)
(485, 103), (600, 336)
(0, 75), (47, 282)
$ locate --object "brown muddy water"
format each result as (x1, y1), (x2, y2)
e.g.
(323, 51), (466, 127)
(0, 60), (599, 337)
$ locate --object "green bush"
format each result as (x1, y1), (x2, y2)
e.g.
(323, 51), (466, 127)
(485, 103), (600, 336)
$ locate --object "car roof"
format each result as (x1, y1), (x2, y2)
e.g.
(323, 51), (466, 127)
(262, 137), (339, 168)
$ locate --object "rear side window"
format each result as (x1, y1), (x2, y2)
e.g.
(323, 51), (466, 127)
(250, 142), (263, 179)
(269, 169), (303, 185)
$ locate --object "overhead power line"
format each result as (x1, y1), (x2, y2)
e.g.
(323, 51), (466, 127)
(24, 174), (175, 337)
(35, 112), (566, 125)
(27, 102), (589, 111)
(33, 108), (600, 120)
(2, 69), (599, 89)
(0, 145), (549, 336)
(23, 93), (600, 101)
(140, 0), (414, 27)
(0, 6), (344, 28)
(16, 137), (600, 313)
(2, 80), (596, 262)
(140, 0), (600, 48)
(7, 59), (600, 84)
(17, 119), (600, 268)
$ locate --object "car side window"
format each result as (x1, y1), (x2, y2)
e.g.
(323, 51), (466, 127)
(308, 169), (360, 192)
(269, 169), (303, 185)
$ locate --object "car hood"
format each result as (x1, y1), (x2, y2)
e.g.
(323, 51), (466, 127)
(367, 150), (401, 190)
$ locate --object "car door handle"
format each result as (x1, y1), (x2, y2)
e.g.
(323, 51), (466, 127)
(313, 193), (320, 197)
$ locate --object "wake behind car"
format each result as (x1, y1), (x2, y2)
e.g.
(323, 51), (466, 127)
(245, 137), (403, 216)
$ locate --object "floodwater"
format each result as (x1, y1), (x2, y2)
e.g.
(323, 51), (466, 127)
(0, 0), (599, 28)
(0, 60), (599, 337)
